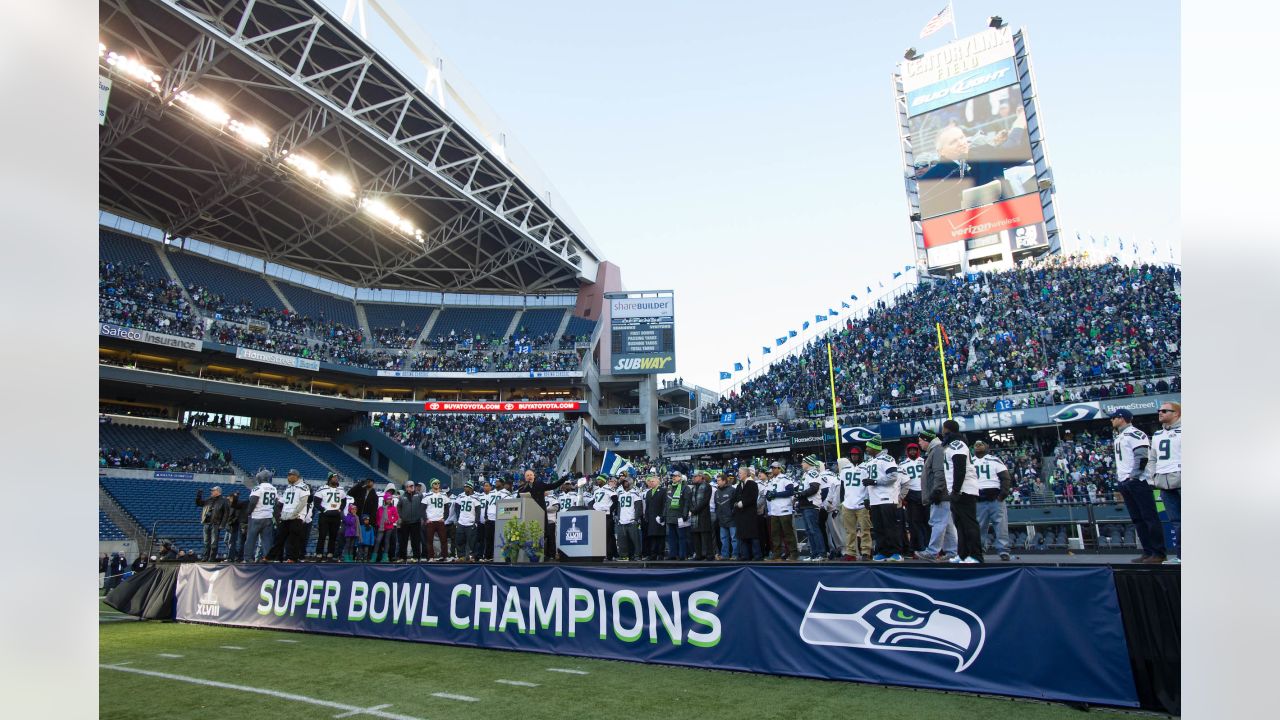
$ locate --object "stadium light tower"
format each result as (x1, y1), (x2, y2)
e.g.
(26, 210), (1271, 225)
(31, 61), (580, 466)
(988, 16), (1006, 29)
(903, 47), (920, 61)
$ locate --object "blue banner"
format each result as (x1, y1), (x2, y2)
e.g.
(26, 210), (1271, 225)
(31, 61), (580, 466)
(175, 564), (1137, 706)
(720, 412), (737, 425)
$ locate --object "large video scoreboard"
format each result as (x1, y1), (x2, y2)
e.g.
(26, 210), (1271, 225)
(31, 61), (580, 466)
(607, 292), (675, 375)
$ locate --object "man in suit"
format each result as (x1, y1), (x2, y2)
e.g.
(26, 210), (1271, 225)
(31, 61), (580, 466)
(642, 475), (666, 560)
(733, 466), (761, 560)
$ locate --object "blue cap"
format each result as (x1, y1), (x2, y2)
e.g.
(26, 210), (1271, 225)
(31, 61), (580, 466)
(1109, 408), (1133, 421)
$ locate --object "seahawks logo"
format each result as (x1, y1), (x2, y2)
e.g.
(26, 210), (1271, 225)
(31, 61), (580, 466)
(1050, 402), (1101, 423)
(799, 584), (985, 672)
(842, 426), (880, 443)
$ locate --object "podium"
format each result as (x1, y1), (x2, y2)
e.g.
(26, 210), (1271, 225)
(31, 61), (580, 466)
(556, 509), (608, 560)
(493, 496), (546, 562)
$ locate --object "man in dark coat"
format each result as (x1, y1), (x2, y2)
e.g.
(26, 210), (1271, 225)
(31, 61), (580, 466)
(733, 466), (761, 560)
(194, 486), (231, 561)
(662, 471), (691, 560)
(350, 478), (380, 524)
(713, 473), (739, 560)
(687, 470), (714, 561)
(641, 474), (666, 560)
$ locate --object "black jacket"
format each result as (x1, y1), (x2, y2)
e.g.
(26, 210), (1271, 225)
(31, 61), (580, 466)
(195, 491), (231, 526)
(519, 476), (561, 512)
(714, 485), (738, 528)
(662, 481), (690, 523)
(643, 486), (667, 537)
(687, 481), (712, 532)
(734, 479), (760, 539)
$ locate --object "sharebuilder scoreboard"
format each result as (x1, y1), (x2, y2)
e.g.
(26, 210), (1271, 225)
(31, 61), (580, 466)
(608, 292), (675, 374)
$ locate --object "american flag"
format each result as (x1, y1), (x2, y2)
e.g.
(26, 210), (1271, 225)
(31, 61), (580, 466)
(919, 3), (954, 39)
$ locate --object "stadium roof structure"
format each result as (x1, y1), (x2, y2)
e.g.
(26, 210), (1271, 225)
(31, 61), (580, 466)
(99, 0), (604, 294)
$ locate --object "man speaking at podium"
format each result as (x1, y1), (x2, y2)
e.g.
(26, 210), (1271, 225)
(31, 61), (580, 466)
(516, 467), (565, 560)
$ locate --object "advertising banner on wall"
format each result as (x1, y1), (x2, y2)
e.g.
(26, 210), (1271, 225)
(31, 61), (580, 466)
(609, 294), (676, 374)
(376, 370), (581, 379)
(421, 401), (583, 413)
(100, 323), (204, 353)
(175, 563), (1138, 706)
(235, 347), (320, 371)
(921, 193), (1045, 249)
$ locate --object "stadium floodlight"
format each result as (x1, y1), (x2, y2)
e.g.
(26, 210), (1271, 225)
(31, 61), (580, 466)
(988, 16), (1006, 29)
(228, 119), (270, 149)
(903, 47), (920, 61)
(282, 151), (356, 198)
(104, 49), (161, 91)
(173, 90), (231, 127)
(361, 197), (424, 242)
(1037, 179), (1054, 191)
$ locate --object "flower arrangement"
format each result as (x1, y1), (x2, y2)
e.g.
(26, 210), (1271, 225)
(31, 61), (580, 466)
(501, 519), (544, 563)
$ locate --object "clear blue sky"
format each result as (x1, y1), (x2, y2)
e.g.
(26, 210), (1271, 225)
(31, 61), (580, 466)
(331, 0), (1179, 391)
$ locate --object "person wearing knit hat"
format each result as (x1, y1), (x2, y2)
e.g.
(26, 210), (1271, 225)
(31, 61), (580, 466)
(244, 469), (280, 562)
(796, 455), (829, 561)
(900, 442), (929, 555)
(864, 438), (905, 562)
(917, 427), (958, 562)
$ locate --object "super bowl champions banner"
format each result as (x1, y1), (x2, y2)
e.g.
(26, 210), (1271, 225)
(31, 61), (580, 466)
(176, 564), (1138, 706)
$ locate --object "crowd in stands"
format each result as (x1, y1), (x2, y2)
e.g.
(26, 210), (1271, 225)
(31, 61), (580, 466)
(713, 260), (1180, 424)
(370, 323), (421, 349)
(374, 413), (572, 476)
(98, 261), (204, 338)
(98, 445), (232, 474)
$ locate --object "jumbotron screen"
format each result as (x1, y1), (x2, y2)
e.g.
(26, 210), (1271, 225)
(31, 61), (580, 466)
(608, 295), (675, 375)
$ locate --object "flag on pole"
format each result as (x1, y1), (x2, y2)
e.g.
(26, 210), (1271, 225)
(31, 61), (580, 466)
(802, 321), (810, 331)
(866, 286), (872, 294)
(850, 293), (858, 301)
(599, 450), (634, 477)
(776, 336), (787, 346)
(841, 301), (850, 309)
(828, 308), (838, 316)
(939, 324), (951, 347)
(762, 346), (771, 355)
(905, 264), (914, 271)
(719, 371), (731, 380)
(789, 329), (798, 338)
(816, 314), (827, 323)
(734, 362), (743, 372)
(893, 271), (902, 279)
(919, 3), (954, 39)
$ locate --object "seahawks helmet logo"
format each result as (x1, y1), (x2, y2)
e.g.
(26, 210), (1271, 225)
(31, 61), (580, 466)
(1050, 402), (1101, 423)
(842, 426), (880, 443)
(799, 584), (985, 672)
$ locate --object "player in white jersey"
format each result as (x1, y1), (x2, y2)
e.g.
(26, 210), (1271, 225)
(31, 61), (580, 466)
(942, 420), (983, 563)
(837, 451), (873, 560)
(269, 469), (313, 562)
(972, 442), (1013, 560)
(451, 484), (483, 561)
(817, 461), (842, 560)
(763, 461), (800, 560)
(313, 473), (348, 560)
(478, 479), (498, 562)
(421, 479), (450, 561)
(594, 476), (620, 560)
(1150, 402), (1182, 563)
(244, 470), (279, 562)
(899, 443), (929, 554)
(1111, 408), (1166, 563)
(863, 439), (904, 562)
(614, 476), (643, 560)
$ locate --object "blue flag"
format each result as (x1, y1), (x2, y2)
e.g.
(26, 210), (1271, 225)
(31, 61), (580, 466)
(850, 294), (857, 301)
(599, 450), (635, 477)
(719, 371), (731, 380)
(828, 308), (838, 316)
(734, 362), (743, 372)
(789, 330), (798, 338)
(879, 281), (884, 288)
(866, 286), (872, 294)
(841, 302), (850, 309)
(893, 271), (902, 279)
(905, 264), (914, 271)
(776, 337), (786, 346)
(802, 321), (810, 331)
(816, 314), (826, 323)
(762, 346), (771, 355)
(748, 358), (752, 368)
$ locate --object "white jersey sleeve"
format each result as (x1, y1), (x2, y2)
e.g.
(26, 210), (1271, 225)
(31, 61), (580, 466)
(1151, 426), (1182, 474)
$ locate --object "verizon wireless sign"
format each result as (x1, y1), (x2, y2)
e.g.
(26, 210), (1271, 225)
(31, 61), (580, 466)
(422, 401), (583, 413)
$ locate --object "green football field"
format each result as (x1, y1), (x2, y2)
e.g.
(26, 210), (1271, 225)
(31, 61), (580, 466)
(99, 603), (1151, 720)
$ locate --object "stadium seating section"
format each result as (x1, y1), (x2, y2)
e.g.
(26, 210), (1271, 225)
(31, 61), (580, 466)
(429, 308), (515, 341)
(276, 282), (359, 326)
(100, 477), (228, 550)
(298, 439), (384, 482)
(200, 430), (330, 480)
(363, 303), (431, 335)
(563, 315), (596, 340)
(100, 424), (215, 465)
(514, 308), (567, 339)
(166, 250), (285, 313)
(99, 511), (127, 541)
(99, 229), (169, 282)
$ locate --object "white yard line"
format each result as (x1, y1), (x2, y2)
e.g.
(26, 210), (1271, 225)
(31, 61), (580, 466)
(334, 704), (392, 718)
(430, 693), (479, 702)
(275, 639), (300, 643)
(494, 680), (539, 687)
(220, 646), (246, 650)
(546, 668), (589, 675)
(157, 653), (183, 658)
(100, 665), (426, 720)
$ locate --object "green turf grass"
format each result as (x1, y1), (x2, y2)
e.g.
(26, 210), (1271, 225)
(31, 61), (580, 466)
(99, 606), (1144, 720)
